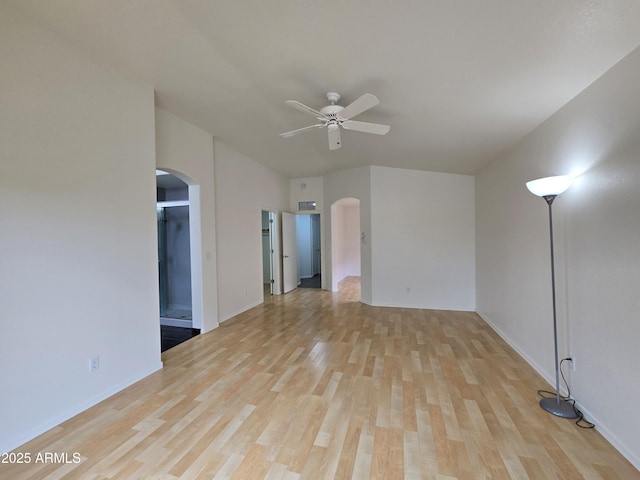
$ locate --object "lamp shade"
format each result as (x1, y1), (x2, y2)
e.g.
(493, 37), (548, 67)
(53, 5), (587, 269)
(526, 175), (573, 197)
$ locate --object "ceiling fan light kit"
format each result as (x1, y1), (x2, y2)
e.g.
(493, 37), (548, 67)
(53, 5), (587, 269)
(280, 92), (390, 150)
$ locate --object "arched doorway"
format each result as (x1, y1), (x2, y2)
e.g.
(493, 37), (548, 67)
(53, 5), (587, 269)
(330, 197), (361, 299)
(156, 169), (202, 350)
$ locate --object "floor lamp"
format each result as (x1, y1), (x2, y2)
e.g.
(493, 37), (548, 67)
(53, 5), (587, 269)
(526, 175), (578, 418)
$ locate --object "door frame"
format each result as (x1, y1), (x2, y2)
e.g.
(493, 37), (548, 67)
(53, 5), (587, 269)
(281, 211), (299, 293)
(330, 198), (361, 294)
(156, 169), (204, 330)
(295, 212), (322, 282)
(157, 200), (192, 327)
(261, 209), (281, 296)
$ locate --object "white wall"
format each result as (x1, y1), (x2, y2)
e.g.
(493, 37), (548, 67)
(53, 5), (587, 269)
(290, 177), (324, 212)
(155, 107), (218, 332)
(0, 7), (161, 453)
(325, 167), (373, 302)
(476, 46), (640, 469)
(214, 140), (289, 322)
(370, 166), (476, 310)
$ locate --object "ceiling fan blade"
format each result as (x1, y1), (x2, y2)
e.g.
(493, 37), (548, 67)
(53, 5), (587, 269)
(342, 120), (390, 135)
(280, 123), (324, 138)
(284, 100), (327, 119)
(338, 93), (379, 120)
(328, 126), (341, 150)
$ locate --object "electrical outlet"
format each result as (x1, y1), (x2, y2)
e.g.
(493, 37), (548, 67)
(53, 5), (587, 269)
(569, 356), (576, 372)
(89, 356), (100, 372)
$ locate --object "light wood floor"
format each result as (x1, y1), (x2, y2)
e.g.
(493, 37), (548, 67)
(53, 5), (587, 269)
(4, 277), (638, 479)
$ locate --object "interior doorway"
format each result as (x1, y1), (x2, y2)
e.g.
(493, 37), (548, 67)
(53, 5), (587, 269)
(296, 213), (321, 288)
(156, 169), (201, 351)
(330, 198), (361, 299)
(281, 212), (323, 293)
(261, 210), (277, 297)
(157, 204), (192, 322)
(282, 212), (298, 293)
(157, 174), (192, 325)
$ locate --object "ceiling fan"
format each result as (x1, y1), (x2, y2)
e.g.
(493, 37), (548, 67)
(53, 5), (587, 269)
(280, 92), (390, 150)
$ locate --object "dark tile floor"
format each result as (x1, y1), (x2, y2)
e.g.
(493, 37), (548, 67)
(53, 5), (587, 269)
(299, 274), (321, 289)
(160, 326), (200, 352)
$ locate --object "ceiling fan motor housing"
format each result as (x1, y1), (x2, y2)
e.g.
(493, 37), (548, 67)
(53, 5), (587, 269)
(320, 104), (345, 117)
(322, 92), (344, 122)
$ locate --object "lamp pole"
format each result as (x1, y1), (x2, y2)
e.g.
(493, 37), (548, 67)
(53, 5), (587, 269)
(525, 175), (577, 418)
(538, 195), (577, 418)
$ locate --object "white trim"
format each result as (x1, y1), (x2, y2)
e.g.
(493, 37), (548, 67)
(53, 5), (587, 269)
(571, 403), (640, 471)
(261, 207), (282, 296)
(476, 310), (562, 394)
(187, 185), (204, 330)
(371, 301), (475, 312)
(0, 363), (163, 454)
(160, 317), (193, 328)
(157, 200), (189, 208)
(219, 301), (263, 324)
(476, 310), (640, 471)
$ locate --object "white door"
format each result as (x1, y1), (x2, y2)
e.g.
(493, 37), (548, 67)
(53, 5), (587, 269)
(282, 212), (298, 293)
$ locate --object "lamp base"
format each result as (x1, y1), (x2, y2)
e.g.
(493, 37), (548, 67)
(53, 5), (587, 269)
(540, 397), (578, 418)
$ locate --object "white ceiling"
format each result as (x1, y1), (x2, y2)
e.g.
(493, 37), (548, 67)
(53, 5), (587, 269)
(10, 1), (640, 178)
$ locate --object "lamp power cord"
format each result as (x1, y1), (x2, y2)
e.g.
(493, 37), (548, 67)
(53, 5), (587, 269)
(537, 357), (595, 429)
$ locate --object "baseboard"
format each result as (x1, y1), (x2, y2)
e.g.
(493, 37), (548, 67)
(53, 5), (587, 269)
(371, 300), (475, 312)
(167, 303), (191, 311)
(571, 403), (640, 471)
(200, 322), (219, 334)
(476, 310), (640, 472)
(475, 310), (558, 392)
(219, 300), (262, 324)
(160, 317), (193, 328)
(1, 362), (163, 454)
